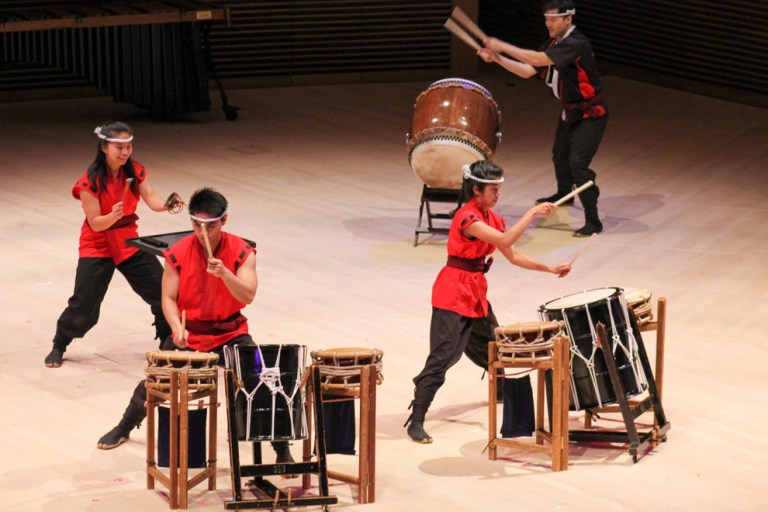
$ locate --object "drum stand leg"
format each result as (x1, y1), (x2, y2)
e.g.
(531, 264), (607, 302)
(146, 370), (218, 509)
(224, 367), (337, 510)
(568, 322), (671, 463)
(414, 185), (461, 246)
(316, 364), (378, 503)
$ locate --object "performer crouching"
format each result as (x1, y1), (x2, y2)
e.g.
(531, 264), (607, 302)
(97, 187), (293, 463)
(405, 161), (571, 443)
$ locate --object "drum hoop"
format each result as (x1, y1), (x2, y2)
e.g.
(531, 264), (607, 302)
(146, 350), (219, 366)
(407, 128), (494, 159)
(540, 287), (622, 312)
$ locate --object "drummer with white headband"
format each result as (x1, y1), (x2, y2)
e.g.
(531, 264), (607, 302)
(405, 160), (571, 444)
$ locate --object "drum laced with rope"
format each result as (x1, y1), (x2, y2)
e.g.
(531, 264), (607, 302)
(623, 287), (654, 326)
(494, 321), (564, 364)
(310, 348), (384, 391)
(145, 350), (219, 392)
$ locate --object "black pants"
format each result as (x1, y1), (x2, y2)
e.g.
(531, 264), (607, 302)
(552, 114), (608, 223)
(411, 304), (498, 409)
(54, 251), (171, 347)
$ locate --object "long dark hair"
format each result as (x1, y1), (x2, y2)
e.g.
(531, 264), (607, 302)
(459, 160), (505, 204)
(87, 121), (137, 195)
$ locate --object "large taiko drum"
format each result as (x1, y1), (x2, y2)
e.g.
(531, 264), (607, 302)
(226, 344), (308, 441)
(407, 78), (502, 190)
(539, 287), (648, 411)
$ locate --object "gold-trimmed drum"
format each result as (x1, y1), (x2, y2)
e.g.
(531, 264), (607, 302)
(494, 321), (564, 363)
(407, 78), (502, 190)
(310, 347), (384, 391)
(144, 350), (218, 392)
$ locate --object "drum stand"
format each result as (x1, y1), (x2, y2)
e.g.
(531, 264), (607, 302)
(302, 363), (378, 503)
(584, 297), (667, 431)
(146, 369), (218, 510)
(566, 321), (671, 463)
(487, 335), (571, 471)
(413, 185), (461, 246)
(223, 366), (337, 510)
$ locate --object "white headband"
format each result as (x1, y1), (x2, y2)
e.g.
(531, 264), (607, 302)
(544, 9), (575, 17)
(462, 164), (504, 184)
(94, 126), (134, 143)
(190, 212), (226, 223)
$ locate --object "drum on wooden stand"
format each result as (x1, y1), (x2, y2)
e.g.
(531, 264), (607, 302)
(539, 288), (648, 411)
(494, 321), (564, 363)
(407, 78), (502, 190)
(623, 286), (654, 326)
(145, 350), (219, 392)
(310, 347), (384, 391)
(226, 344), (308, 441)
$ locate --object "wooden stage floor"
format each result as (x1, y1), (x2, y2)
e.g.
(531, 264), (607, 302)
(1, 69), (767, 511)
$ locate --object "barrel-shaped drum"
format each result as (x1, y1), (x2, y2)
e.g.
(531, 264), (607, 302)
(540, 288), (648, 411)
(227, 344), (308, 441)
(407, 78), (502, 190)
(310, 347), (384, 391)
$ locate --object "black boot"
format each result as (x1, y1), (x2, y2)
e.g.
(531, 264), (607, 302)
(44, 337), (69, 368)
(404, 400), (432, 444)
(574, 184), (602, 237)
(271, 441), (295, 464)
(97, 399), (146, 449)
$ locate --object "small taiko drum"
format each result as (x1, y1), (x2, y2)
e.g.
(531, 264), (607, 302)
(145, 350), (218, 392)
(310, 347), (384, 391)
(494, 321), (564, 363)
(407, 78), (502, 190)
(623, 287), (654, 325)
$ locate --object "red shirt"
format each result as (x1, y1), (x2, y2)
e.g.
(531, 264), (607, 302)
(72, 162), (147, 264)
(431, 199), (506, 317)
(163, 232), (255, 352)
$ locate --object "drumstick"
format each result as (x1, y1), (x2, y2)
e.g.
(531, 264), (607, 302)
(180, 309), (186, 346)
(200, 222), (214, 259)
(569, 234), (598, 266)
(554, 180), (594, 207)
(444, 18), (480, 51)
(451, 6), (487, 42)
(120, 177), (134, 203)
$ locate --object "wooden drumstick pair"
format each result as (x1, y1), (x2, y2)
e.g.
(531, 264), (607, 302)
(444, 6), (487, 50)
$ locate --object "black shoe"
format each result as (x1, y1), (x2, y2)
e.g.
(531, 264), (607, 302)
(97, 426), (131, 450)
(574, 222), (603, 237)
(535, 193), (574, 206)
(44, 347), (65, 368)
(406, 422), (433, 444)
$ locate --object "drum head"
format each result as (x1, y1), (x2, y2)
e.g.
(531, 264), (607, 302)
(542, 287), (621, 311)
(410, 140), (484, 190)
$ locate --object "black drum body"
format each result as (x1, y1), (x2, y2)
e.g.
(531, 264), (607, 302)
(228, 344), (308, 441)
(540, 287), (648, 411)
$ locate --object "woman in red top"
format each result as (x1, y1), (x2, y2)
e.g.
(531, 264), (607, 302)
(44, 121), (182, 367)
(405, 160), (572, 443)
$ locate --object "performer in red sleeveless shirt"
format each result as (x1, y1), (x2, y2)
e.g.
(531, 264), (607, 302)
(405, 161), (571, 444)
(478, 0), (608, 237)
(97, 188), (293, 463)
(44, 121), (182, 368)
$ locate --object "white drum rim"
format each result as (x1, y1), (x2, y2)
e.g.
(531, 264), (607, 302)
(541, 287), (622, 310)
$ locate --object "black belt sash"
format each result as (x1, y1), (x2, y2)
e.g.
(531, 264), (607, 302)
(185, 312), (247, 335)
(446, 255), (493, 273)
(562, 93), (606, 118)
